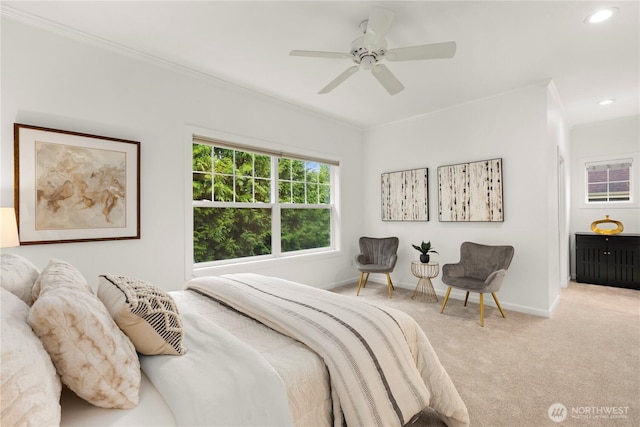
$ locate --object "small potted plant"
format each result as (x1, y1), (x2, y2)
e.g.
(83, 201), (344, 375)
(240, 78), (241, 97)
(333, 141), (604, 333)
(412, 241), (438, 263)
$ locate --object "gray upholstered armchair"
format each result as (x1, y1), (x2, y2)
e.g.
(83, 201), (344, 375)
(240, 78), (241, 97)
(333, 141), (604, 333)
(440, 242), (515, 326)
(355, 237), (399, 298)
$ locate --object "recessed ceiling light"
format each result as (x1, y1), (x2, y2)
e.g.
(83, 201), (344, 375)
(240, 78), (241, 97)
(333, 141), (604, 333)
(586, 8), (618, 24)
(598, 99), (615, 106)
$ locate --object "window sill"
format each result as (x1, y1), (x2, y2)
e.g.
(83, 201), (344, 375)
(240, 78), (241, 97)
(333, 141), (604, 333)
(190, 248), (342, 279)
(579, 201), (639, 209)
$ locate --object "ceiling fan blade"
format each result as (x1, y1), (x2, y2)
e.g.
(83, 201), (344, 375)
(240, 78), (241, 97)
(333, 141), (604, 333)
(290, 50), (352, 60)
(372, 64), (404, 95)
(385, 41), (457, 61)
(318, 66), (359, 94)
(363, 7), (394, 49)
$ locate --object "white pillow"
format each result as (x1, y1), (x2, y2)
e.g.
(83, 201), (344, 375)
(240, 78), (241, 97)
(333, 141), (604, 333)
(31, 258), (92, 301)
(0, 253), (40, 305)
(1, 288), (61, 426)
(98, 275), (186, 356)
(28, 286), (141, 409)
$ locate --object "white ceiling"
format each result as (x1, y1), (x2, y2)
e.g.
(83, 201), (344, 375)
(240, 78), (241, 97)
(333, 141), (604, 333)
(3, 1), (639, 129)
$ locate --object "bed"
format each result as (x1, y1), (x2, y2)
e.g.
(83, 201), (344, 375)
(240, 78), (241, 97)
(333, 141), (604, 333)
(1, 254), (469, 427)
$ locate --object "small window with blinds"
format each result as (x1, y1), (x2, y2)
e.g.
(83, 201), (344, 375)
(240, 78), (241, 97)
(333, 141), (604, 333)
(585, 159), (632, 203)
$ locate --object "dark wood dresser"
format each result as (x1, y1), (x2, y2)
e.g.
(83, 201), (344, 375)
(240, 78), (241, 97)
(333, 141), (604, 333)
(575, 233), (640, 289)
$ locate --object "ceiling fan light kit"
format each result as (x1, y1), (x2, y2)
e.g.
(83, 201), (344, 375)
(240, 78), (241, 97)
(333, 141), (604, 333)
(290, 7), (456, 96)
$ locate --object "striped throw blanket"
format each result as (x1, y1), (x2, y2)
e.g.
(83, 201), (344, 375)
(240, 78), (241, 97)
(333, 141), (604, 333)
(185, 273), (469, 427)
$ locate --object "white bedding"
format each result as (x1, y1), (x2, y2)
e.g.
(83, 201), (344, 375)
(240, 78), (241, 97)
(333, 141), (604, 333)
(59, 274), (468, 427)
(139, 295), (294, 426)
(167, 290), (333, 426)
(62, 289), (332, 427)
(3, 254), (341, 427)
(186, 273), (469, 427)
(60, 372), (176, 427)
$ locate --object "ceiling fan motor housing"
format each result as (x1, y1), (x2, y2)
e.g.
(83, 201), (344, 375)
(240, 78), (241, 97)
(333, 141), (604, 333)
(350, 35), (386, 68)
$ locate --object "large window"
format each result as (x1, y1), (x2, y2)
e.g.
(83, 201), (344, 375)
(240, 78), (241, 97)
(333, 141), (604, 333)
(192, 140), (335, 264)
(585, 159), (632, 203)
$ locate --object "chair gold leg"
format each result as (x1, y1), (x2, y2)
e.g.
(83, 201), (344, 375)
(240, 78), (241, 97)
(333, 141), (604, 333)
(440, 287), (452, 313)
(386, 273), (394, 298)
(479, 293), (484, 327)
(362, 273), (370, 288)
(387, 273), (396, 298)
(464, 291), (470, 307)
(356, 272), (365, 296)
(492, 293), (506, 318)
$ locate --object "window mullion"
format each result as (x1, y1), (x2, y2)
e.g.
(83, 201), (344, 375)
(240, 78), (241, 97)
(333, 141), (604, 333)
(210, 151), (214, 201)
(232, 150), (236, 203)
(252, 154), (256, 203)
(304, 164), (308, 204)
(271, 156), (281, 256)
(272, 205), (281, 256)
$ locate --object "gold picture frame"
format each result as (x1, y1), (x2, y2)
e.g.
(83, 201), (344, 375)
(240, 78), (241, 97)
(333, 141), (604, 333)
(14, 123), (140, 245)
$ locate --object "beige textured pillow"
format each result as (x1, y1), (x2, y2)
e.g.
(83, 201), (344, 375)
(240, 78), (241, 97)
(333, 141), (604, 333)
(0, 253), (40, 305)
(32, 258), (92, 301)
(98, 275), (186, 356)
(1, 288), (61, 426)
(27, 286), (141, 409)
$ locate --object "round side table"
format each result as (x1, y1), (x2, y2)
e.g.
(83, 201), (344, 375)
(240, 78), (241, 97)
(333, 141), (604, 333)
(411, 261), (439, 303)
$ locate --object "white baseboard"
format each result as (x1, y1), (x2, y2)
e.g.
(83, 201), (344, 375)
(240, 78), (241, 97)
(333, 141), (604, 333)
(349, 276), (554, 318)
(317, 277), (352, 290)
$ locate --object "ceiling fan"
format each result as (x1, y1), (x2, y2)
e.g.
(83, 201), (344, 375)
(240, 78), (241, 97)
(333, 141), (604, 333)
(290, 7), (456, 95)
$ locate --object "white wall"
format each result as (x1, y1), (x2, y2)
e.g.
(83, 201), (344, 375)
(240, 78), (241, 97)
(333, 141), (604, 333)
(1, 18), (364, 291)
(362, 81), (565, 316)
(569, 115), (640, 277)
(546, 82), (571, 310)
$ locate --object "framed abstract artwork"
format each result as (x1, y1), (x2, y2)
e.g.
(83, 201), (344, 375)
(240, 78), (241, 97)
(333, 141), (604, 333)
(14, 123), (140, 244)
(438, 158), (503, 222)
(381, 168), (429, 221)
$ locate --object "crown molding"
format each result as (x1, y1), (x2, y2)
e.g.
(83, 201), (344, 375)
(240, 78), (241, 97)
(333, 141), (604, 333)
(0, 4), (362, 131)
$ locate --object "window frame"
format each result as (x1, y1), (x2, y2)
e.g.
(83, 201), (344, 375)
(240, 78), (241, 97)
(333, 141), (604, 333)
(579, 152), (639, 209)
(186, 128), (340, 276)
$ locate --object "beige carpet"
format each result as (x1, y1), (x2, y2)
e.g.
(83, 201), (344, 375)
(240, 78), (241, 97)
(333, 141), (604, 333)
(330, 281), (640, 426)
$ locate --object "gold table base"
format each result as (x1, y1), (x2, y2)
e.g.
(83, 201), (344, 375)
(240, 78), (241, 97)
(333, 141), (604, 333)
(412, 277), (438, 302)
(411, 261), (439, 303)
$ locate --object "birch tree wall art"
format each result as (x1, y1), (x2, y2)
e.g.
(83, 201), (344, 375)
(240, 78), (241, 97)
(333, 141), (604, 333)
(438, 158), (503, 222)
(381, 168), (429, 221)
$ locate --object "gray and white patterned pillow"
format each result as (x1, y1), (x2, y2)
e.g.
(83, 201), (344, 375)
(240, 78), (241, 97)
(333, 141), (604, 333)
(98, 274), (186, 356)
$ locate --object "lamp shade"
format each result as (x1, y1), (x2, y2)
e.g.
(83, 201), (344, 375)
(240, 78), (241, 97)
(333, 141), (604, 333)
(1, 208), (20, 248)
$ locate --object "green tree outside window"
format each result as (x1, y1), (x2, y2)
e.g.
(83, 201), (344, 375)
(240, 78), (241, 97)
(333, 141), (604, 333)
(193, 143), (333, 263)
